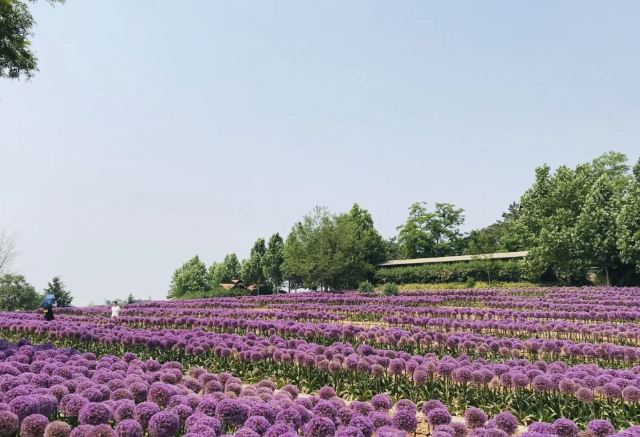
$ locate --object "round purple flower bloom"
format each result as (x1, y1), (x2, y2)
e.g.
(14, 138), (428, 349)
(451, 421), (468, 437)
(422, 399), (446, 416)
(494, 412), (518, 435)
(318, 386), (336, 400)
(114, 419), (143, 437)
(9, 395), (38, 420)
(336, 427), (365, 437)
(394, 399), (416, 413)
(602, 383), (622, 400)
(392, 410), (417, 432)
(552, 418), (579, 437)
(281, 385), (299, 399)
(622, 386), (640, 403)
(369, 411), (392, 429)
(148, 411), (180, 437)
(586, 420), (615, 437)
(235, 427), (260, 437)
(44, 421), (72, 437)
(576, 387), (594, 403)
(519, 433), (545, 437)
(245, 415), (271, 435)
(264, 423), (295, 437)
(312, 400), (338, 421)
(349, 415), (374, 437)
(134, 402), (160, 430)
(78, 403), (112, 426)
(531, 375), (553, 392)
(388, 359), (405, 375)
(371, 394), (392, 411)
(304, 416), (336, 437)
(69, 425), (95, 437)
(0, 410), (20, 437)
(20, 414), (49, 437)
(91, 424), (116, 437)
(527, 422), (554, 434)
(435, 425), (456, 436)
(427, 408), (452, 427)
(464, 407), (487, 429)
(216, 398), (249, 427)
(249, 404), (277, 424)
(486, 430), (509, 437)
(374, 426), (405, 437)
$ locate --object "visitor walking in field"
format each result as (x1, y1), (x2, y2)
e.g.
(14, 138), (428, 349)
(111, 300), (121, 318)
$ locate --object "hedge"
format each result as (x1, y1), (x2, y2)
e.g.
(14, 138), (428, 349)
(375, 259), (526, 284)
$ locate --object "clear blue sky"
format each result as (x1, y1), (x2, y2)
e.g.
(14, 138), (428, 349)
(1, 1), (639, 305)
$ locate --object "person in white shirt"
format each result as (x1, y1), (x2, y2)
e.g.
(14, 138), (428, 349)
(111, 301), (121, 318)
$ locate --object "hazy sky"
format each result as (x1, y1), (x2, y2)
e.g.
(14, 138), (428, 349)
(1, 1), (639, 305)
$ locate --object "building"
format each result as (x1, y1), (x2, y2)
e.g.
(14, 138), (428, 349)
(377, 251), (529, 268)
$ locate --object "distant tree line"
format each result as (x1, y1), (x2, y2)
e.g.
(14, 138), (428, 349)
(168, 151), (640, 296)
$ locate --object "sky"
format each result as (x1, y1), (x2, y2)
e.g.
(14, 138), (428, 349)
(1, 1), (639, 305)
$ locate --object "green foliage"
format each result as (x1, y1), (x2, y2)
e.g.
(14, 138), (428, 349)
(167, 255), (209, 299)
(262, 233), (284, 291)
(357, 280), (374, 293)
(0, 0), (63, 80)
(515, 152), (634, 283)
(465, 276), (477, 288)
(283, 204), (387, 290)
(43, 276), (72, 307)
(397, 202), (465, 258)
(464, 203), (523, 255)
(382, 282), (399, 296)
(618, 159), (640, 272)
(0, 273), (40, 311)
(241, 239), (266, 286)
(376, 259), (526, 284)
(218, 253), (241, 283)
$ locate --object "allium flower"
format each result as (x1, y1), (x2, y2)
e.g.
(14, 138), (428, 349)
(69, 425), (95, 437)
(336, 427), (365, 437)
(464, 407), (488, 429)
(576, 387), (594, 403)
(369, 411), (392, 429)
(148, 411), (180, 437)
(184, 414), (222, 434)
(392, 410), (417, 432)
(78, 403), (112, 426)
(451, 421), (468, 437)
(148, 383), (177, 409)
(195, 398), (217, 417)
(413, 369), (428, 385)
(586, 420), (615, 437)
(235, 427), (260, 437)
(245, 415), (271, 435)
(374, 426), (406, 437)
(0, 410), (20, 436)
(552, 418), (579, 437)
(9, 395), (38, 420)
(264, 423), (295, 437)
(518, 433), (545, 437)
(312, 400), (338, 421)
(422, 399), (446, 416)
(249, 404), (277, 424)
(531, 375), (553, 392)
(304, 416), (336, 437)
(20, 414), (49, 437)
(91, 424), (117, 437)
(114, 400), (136, 423)
(62, 394), (89, 418)
(527, 422), (554, 434)
(350, 401), (374, 416)
(134, 402), (160, 430)
(494, 412), (518, 435)
(276, 407), (302, 428)
(349, 415), (374, 437)
(486, 429), (509, 437)
(602, 383), (622, 399)
(114, 419), (143, 437)
(388, 359), (405, 375)
(427, 408), (452, 427)
(622, 386), (640, 403)
(216, 398), (249, 427)
(370, 394), (392, 411)
(318, 386), (336, 400)
(394, 399), (416, 413)
(281, 385), (300, 399)
(44, 421), (72, 437)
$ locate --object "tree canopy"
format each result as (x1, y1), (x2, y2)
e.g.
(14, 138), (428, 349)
(43, 276), (73, 307)
(0, 273), (40, 311)
(168, 255), (209, 299)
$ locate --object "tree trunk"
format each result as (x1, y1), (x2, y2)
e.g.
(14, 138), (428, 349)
(605, 266), (610, 286)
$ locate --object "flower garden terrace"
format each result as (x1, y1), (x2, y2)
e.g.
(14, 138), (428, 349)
(4, 340), (640, 437)
(5, 313), (640, 428)
(15, 310), (640, 368)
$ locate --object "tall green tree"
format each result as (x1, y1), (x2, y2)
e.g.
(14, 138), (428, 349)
(0, 274), (40, 311)
(1, 0), (63, 80)
(397, 202), (465, 258)
(218, 253), (241, 283)
(241, 238), (267, 287)
(167, 255), (209, 298)
(618, 159), (640, 272)
(43, 276), (73, 307)
(575, 174), (621, 284)
(464, 203), (523, 255)
(262, 233), (284, 291)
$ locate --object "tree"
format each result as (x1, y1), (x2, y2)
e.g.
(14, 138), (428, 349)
(262, 233), (284, 291)
(618, 159), (640, 272)
(126, 293), (136, 304)
(241, 239), (267, 290)
(575, 174), (620, 284)
(218, 253), (241, 283)
(43, 276), (73, 307)
(0, 230), (16, 274)
(0, 274), (40, 311)
(167, 255), (209, 299)
(464, 203), (523, 255)
(397, 202), (465, 258)
(0, 0), (63, 80)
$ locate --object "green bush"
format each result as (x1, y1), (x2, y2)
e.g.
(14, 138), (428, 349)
(358, 280), (375, 293)
(465, 276), (477, 288)
(375, 259), (526, 284)
(383, 283), (399, 296)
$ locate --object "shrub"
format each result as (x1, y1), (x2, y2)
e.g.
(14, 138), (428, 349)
(358, 281), (374, 293)
(465, 276), (477, 288)
(382, 283), (399, 296)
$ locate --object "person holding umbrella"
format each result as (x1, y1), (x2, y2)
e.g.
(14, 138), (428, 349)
(42, 293), (56, 321)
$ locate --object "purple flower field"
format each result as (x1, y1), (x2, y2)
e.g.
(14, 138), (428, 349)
(2, 287), (640, 436)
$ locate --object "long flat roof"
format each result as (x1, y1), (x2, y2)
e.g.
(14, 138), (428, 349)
(378, 251), (529, 267)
